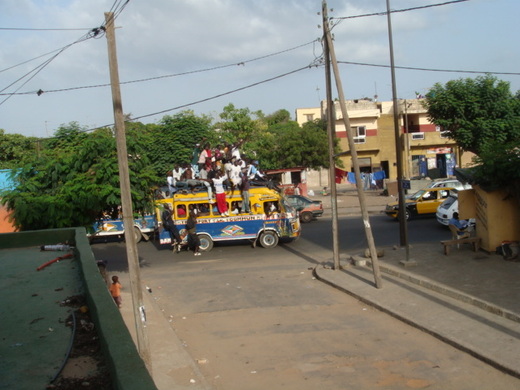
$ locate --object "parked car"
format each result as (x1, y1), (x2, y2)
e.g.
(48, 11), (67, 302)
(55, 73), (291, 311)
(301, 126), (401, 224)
(436, 189), (475, 227)
(426, 178), (469, 191)
(406, 178), (469, 199)
(286, 195), (323, 223)
(385, 187), (453, 220)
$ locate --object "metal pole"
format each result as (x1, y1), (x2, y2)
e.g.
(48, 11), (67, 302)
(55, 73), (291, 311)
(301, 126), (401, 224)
(385, 0), (412, 265)
(323, 1), (383, 288)
(104, 12), (151, 368)
(322, 3), (340, 270)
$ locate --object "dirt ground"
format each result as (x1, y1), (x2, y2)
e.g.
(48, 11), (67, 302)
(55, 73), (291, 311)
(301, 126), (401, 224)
(47, 295), (113, 390)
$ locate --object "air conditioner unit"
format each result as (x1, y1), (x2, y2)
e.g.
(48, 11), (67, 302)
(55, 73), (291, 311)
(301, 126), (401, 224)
(354, 137), (366, 144)
(411, 133), (425, 140)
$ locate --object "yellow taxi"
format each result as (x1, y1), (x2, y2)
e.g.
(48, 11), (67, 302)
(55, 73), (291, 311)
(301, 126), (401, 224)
(385, 187), (453, 220)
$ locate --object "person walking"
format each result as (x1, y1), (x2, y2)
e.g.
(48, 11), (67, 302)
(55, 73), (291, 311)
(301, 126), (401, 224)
(186, 209), (201, 256)
(109, 275), (122, 308)
(162, 204), (181, 252)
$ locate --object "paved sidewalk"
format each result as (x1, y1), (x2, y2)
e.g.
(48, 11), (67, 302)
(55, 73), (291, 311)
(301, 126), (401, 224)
(314, 243), (520, 378)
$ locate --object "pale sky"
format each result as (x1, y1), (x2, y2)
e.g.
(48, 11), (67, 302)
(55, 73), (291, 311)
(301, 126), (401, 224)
(1, 0), (519, 138)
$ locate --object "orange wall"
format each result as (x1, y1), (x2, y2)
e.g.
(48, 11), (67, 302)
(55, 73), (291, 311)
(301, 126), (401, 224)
(0, 205), (17, 233)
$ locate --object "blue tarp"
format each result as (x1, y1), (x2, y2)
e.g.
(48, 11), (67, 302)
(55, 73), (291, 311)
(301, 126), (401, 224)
(0, 169), (17, 192)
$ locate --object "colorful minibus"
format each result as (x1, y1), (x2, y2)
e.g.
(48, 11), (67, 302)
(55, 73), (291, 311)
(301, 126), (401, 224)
(155, 186), (301, 251)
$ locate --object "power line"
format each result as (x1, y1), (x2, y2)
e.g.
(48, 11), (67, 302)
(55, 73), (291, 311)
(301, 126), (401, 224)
(0, 27), (93, 31)
(337, 61), (520, 76)
(0, 39), (319, 96)
(331, 0), (470, 21)
(0, 0), (130, 104)
(35, 63), (319, 141)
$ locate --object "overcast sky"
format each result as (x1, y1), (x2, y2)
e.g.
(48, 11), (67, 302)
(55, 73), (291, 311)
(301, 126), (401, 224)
(1, 0), (519, 138)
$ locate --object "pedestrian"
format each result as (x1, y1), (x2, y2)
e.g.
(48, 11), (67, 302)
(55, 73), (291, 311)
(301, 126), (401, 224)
(162, 204), (181, 252)
(109, 275), (122, 308)
(186, 209), (201, 256)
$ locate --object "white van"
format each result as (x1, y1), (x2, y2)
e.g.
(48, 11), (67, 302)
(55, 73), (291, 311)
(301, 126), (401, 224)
(436, 191), (459, 226)
(436, 189), (475, 227)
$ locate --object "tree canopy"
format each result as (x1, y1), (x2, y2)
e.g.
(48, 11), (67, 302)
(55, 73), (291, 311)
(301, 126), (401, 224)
(424, 75), (520, 156)
(1, 124), (159, 230)
(1, 105), (336, 230)
(424, 75), (520, 201)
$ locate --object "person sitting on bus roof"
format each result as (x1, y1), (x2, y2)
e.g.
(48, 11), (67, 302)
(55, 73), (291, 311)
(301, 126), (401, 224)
(212, 170), (229, 217)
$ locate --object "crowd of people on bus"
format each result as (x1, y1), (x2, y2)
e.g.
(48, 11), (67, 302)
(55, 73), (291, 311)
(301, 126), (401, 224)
(163, 139), (271, 216)
(160, 139), (275, 255)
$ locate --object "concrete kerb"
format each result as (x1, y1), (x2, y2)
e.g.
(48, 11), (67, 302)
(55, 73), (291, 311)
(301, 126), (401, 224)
(372, 261), (520, 324)
(313, 264), (520, 379)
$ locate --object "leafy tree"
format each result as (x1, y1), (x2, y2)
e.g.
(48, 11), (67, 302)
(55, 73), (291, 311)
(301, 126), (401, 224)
(249, 117), (337, 170)
(1, 123), (158, 230)
(0, 130), (39, 169)
(144, 111), (212, 178)
(424, 75), (520, 156)
(424, 75), (520, 202)
(214, 103), (266, 144)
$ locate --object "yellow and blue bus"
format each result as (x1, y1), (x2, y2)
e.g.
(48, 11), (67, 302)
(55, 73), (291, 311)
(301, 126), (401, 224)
(155, 186), (301, 251)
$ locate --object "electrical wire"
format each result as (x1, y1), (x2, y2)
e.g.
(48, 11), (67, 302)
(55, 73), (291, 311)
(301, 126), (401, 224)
(0, 0), (129, 104)
(331, 0), (470, 21)
(36, 62), (321, 141)
(336, 61), (520, 76)
(0, 39), (319, 96)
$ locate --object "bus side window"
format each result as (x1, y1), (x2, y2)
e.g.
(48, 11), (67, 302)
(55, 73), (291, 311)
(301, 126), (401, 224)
(198, 203), (210, 216)
(176, 205), (187, 219)
(265, 201), (279, 216)
(231, 201), (242, 215)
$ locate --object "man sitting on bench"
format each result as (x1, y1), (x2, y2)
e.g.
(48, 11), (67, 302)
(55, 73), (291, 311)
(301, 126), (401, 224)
(449, 212), (470, 239)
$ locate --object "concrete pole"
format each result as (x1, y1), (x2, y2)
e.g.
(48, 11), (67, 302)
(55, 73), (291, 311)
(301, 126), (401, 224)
(322, 3), (340, 271)
(322, 2), (383, 288)
(385, 0), (413, 266)
(104, 12), (151, 369)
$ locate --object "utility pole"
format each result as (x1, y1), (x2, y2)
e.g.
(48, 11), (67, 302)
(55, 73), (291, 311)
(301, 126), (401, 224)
(322, 1), (383, 288)
(385, 0), (413, 265)
(104, 12), (151, 369)
(322, 3), (340, 270)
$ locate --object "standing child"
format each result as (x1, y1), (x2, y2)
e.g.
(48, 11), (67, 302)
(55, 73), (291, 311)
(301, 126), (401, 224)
(109, 275), (122, 308)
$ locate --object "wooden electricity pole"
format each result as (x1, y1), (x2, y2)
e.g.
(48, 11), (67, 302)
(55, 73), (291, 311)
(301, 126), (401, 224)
(322, 1), (383, 288)
(322, 3), (340, 270)
(104, 12), (151, 368)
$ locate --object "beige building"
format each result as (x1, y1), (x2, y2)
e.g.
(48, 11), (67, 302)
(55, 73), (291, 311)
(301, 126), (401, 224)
(296, 98), (474, 182)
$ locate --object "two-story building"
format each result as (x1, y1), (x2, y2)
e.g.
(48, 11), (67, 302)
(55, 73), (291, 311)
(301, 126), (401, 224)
(296, 98), (474, 183)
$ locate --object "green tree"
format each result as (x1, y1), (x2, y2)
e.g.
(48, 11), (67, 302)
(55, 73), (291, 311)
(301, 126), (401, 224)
(0, 130), (39, 169)
(249, 117), (337, 169)
(424, 75), (520, 202)
(1, 123), (158, 230)
(215, 103), (265, 144)
(144, 111), (212, 178)
(424, 75), (520, 156)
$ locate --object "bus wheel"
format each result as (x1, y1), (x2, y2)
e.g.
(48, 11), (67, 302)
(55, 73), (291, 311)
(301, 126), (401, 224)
(134, 227), (142, 243)
(198, 234), (214, 252)
(259, 231), (279, 249)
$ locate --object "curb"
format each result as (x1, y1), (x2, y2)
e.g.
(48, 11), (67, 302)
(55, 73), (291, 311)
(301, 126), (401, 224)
(374, 261), (520, 324)
(313, 264), (520, 379)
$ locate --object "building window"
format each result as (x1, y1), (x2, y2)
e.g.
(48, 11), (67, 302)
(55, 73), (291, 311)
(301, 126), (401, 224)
(305, 114), (314, 122)
(352, 126), (366, 144)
